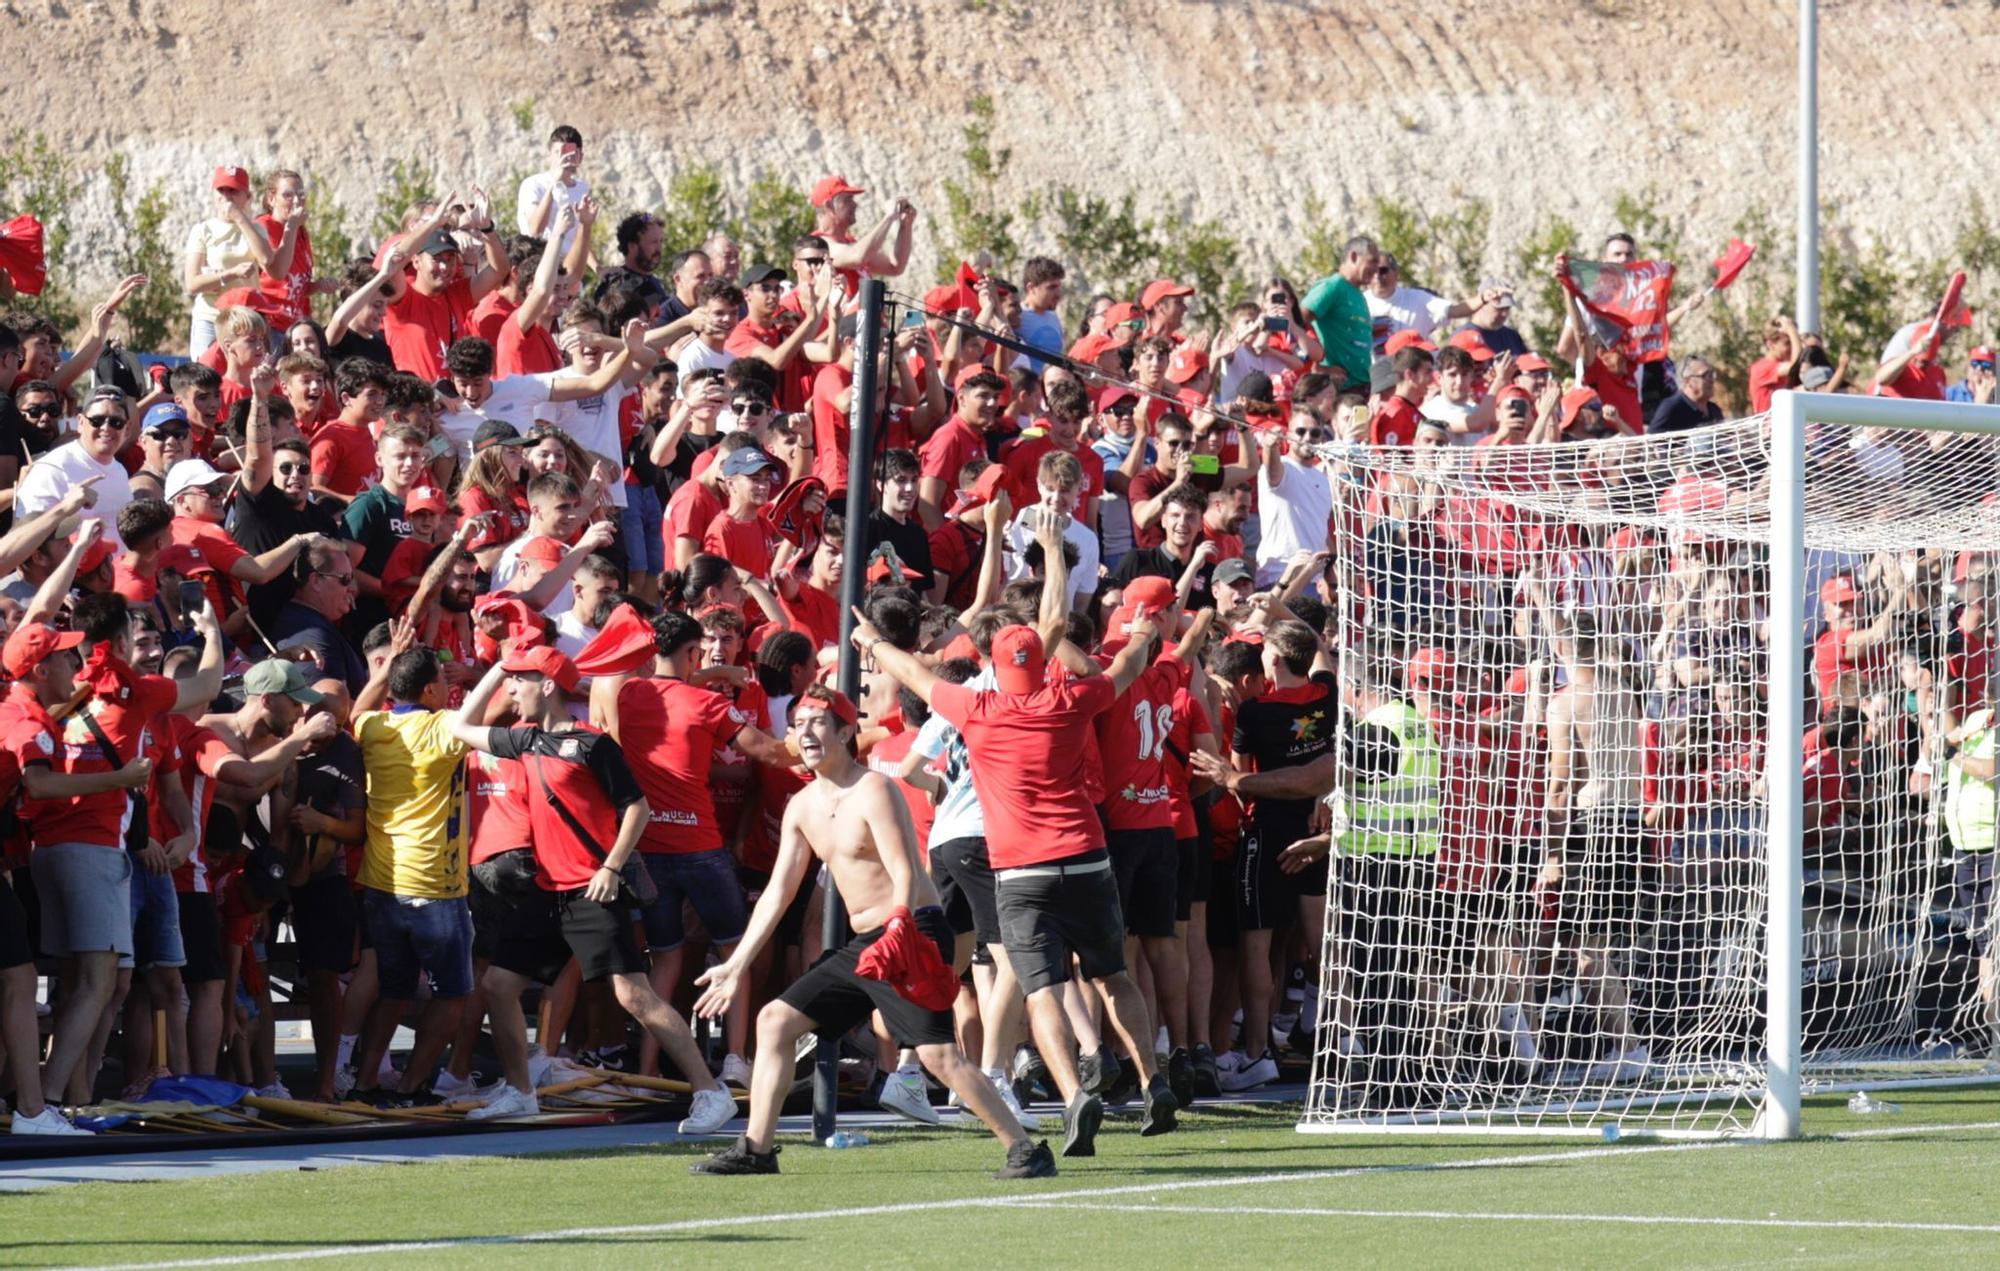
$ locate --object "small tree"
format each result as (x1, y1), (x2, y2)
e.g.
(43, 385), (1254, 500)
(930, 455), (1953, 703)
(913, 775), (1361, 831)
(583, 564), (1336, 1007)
(102, 155), (179, 354)
(371, 158), (439, 243)
(737, 173), (816, 271)
(0, 130), (82, 331)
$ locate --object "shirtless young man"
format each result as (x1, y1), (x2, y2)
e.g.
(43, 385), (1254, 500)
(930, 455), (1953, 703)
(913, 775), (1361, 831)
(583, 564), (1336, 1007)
(689, 685), (1055, 1180)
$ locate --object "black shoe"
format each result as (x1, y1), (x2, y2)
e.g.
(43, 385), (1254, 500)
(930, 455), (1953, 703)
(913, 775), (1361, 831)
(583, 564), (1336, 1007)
(1061, 1091), (1103, 1158)
(691, 1134), (781, 1175)
(994, 1138), (1058, 1180)
(1190, 1043), (1221, 1099)
(1078, 1047), (1109, 1097)
(1102, 1052), (1139, 1108)
(1167, 1048), (1196, 1108)
(1140, 1073), (1180, 1137)
(1012, 1043), (1054, 1105)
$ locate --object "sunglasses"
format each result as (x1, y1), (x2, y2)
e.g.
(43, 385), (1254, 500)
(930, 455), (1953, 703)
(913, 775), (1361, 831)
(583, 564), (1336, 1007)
(1975, 361), (1997, 371)
(314, 569), (356, 586)
(1161, 438), (1192, 450)
(795, 256), (828, 267)
(1106, 404), (1137, 418)
(276, 461), (307, 476)
(148, 426), (191, 441)
(21, 403), (58, 418)
(734, 401), (771, 416)
(1292, 428), (1329, 441)
(83, 414), (125, 428)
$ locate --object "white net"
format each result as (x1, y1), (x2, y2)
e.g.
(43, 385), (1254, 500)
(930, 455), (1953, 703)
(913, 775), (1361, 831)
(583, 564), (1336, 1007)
(1299, 411), (2000, 1136)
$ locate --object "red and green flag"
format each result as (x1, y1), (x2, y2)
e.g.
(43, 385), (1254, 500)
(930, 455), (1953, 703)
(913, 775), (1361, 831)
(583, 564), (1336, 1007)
(1558, 257), (1677, 364)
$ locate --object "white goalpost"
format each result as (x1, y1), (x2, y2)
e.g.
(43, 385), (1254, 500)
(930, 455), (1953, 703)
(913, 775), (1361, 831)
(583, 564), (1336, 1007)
(1297, 390), (2000, 1141)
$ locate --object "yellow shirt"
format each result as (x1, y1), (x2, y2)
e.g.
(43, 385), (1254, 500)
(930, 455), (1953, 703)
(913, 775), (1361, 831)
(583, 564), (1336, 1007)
(356, 708), (469, 900)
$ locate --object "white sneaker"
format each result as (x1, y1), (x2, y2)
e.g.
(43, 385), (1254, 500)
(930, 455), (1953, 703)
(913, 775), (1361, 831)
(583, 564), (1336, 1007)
(10, 1106), (91, 1136)
(332, 1065), (357, 1098)
(876, 1069), (940, 1125)
(1219, 1051), (1279, 1092)
(720, 1054), (753, 1088)
(680, 1086), (738, 1135)
(1585, 1045), (1652, 1085)
(466, 1083), (540, 1120)
(254, 1081), (291, 1101)
(1214, 1049), (1247, 1074)
(431, 1070), (477, 1100)
(991, 1070), (1041, 1131)
(1334, 1032), (1368, 1059)
(1499, 1008), (1539, 1066)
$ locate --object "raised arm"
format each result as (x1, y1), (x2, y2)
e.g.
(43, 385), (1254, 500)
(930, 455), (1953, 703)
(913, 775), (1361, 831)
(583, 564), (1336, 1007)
(4, 479), (100, 594)
(54, 275), (147, 397)
(851, 607), (944, 707)
(445, 662), (509, 750)
(327, 247), (408, 345)
(512, 203), (574, 334)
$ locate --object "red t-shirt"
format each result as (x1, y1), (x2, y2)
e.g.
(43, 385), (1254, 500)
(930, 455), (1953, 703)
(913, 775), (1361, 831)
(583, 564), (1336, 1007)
(1950, 625), (1992, 710)
(810, 363), (857, 494)
(1372, 393), (1423, 447)
(1814, 625), (1886, 705)
(496, 318), (562, 377)
(254, 217), (313, 330)
(615, 676), (746, 854)
(384, 280), (474, 381)
(703, 510), (782, 579)
(470, 292), (517, 345)
(998, 434), (1105, 516)
(665, 480), (724, 556)
(459, 484), (530, 552)
(167, 717), (237, 894)
(1881, 360), (1947, 401)
(1584, 360), (1645, 435)
(4, 674), (176, 850)
(705, 682), (769, 851)
(778, 581), (840, 649)
(311, 419), (379, 496)
(918, 416), (987, 488)
(1097, 653), (1192, 832)
(170, 518), (251, 615)
(1748, 356), (1790, 414)
(928, 675), (1117, 868)
(726, 320), (809, 412)
(1166, 682), (1211, 840)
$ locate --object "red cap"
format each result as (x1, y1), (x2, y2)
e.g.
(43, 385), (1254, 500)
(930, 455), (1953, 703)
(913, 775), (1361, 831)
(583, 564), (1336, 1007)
(1559, 388), (1603, 430)
(1447, 328), (1496, 361)
(1515, 352), (1552, 372)
(1175, 386), (1209, 411)
(473, 594), (544, 645)
(1222, 630), (1265, 647)
(1099, 605), (1143, 655)
(1121, 575), (1176, 617)
(1607, 526), (1654, 556)
(938, 632), (980, 665)
(1094, 385), (1140, 414)
(809, 174), (866, 207)
(501, 643), (581, 693)
(212, 166), (250, 194)
(1140, 280), (1194, 311)
(2, 622), (83, 679)
(866, 546), (926, 585)
(1972, 346), (1998, 364)
(1103, 301), (1144, 333)
(1166, 346), (1208, 384)
(157, 544), (215, 577)
(1496, 384), (1534, 406)
(1384, 330), (1437, 355)
(1069, 333), (1121, 365)
(950, 465), (1010, 515)
(404, 486), (447, 516)
(574, 604), (658, 678)
(1820, 575), (1859, 606)
(79, 538), (116, 575)
(954, 362), (1000, 390)
(1406, 646), (1455, 689)
(800, 684), (860, 727)
(990, 624), (1046, 694)
(517, 535), (566, 567)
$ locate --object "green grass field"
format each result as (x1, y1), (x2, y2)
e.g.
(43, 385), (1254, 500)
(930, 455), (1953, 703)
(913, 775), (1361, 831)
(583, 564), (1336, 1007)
(9, 1088), (2000, 1268)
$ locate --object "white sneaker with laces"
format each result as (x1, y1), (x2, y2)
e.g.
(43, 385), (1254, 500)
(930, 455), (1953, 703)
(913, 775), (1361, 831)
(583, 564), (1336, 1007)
(991, 1071), (1041, 1131)
(431, 1070), (476, 1101)
(680, 1086), (738, 1135)
(1219, 1051), (1279, 1092)
(10, 1106), (91, 1136)
(720, 1054), (753, 1088)
(1214, 1049), (1247, 1074)
(466, 1083), (540, 1120)
(1585, 1045), (1652, 1085)
(877, 1069), (940, 1125)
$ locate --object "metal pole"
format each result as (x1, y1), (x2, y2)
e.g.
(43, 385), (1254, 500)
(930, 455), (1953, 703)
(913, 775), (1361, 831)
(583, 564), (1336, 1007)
(1796, 0), (1821, 330)
(816, 278), (887, 1143)
(1763, 389), (1806, 1141)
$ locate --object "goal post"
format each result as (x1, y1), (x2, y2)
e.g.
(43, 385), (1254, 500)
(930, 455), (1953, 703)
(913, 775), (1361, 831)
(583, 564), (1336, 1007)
(1296, 388), (2000, 1141)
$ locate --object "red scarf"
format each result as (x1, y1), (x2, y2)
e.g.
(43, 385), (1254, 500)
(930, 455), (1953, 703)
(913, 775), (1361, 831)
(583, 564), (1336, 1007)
(79, 644), (141, 701)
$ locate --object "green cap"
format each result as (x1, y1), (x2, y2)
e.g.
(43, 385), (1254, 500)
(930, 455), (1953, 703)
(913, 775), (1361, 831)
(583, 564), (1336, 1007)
(242, 658), (325, 704)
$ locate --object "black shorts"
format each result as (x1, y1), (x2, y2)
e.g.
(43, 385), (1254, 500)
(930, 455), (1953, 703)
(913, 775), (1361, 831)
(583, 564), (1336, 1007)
(738, 865), (813, 949)
(490, 887), (649, 986)
(1108, 826), (1178, 939)
(1954, 853), (1998, 954)
(0, 872), (32, 971)
(1237, 815), (1309, 934)
(290, 873), (358, 975)
(1175, 836), (1204, 924)
(1207, 845), (1239, 951)
(470, 852), (542, 962)
(1334, 854), (1445, 945)
(778, 906), (956, 1047)
(177, 890), (226, 984)
(995, 850), (1127, 995)
(932, 836), (1000, 946)
(1558, 809), (1649, 940)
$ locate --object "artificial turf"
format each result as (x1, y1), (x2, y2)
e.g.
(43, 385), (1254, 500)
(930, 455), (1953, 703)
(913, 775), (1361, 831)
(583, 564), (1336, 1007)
(7, 1089), (2000, 1268)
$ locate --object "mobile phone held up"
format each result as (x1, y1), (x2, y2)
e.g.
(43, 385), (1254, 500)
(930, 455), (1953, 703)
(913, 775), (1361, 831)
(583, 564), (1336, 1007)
(178, 579), (208, 617)
(1263, 315), (1290, 333)
(1190, 454), (1221, 476)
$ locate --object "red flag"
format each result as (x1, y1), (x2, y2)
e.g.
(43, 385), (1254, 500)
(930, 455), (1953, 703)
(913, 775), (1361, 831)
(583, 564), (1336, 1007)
(0, 215), (48, 296)
(1711, 239), (1757, 291)
(1926, 271), (1968, 359)
(1557, 257), (1677, 364)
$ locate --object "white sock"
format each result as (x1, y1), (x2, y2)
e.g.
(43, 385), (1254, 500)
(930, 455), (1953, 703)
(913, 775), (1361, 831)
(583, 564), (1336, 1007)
(336, 1034), (357, 1070)
(896, 1061), (921, 1078)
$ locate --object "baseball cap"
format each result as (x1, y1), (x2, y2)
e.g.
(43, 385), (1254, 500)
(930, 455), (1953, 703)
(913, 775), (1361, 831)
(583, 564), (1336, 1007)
(141, 402), (191, 436)
(474, 593), (542, 630)
(740, 264), (787, 288)
(990, 624), (1046, 695)
(1820, 575), (1859, 606)
(473, 420), (529, 453)
(404, 486), (447, 516)
(243, 658), (326, 704)
(1971, 346), (1997, 365)
(1121, 575), (1177, 617)
(1559, 389), (1604, 431)
(1140, 279), (1194, 311)
(1607, 526), (1655, 556)
(866, 545), (926, 584)
(1515, 352), (1552, 372)
(79, 539), (116, 575)
(949, 465), (1010, 515)
(1069, 333), (1121, 365)
(1166, 346), (1208, 384)
(164, 458), (229, 502)
(1369, 357), (1400, 395)
(1233, 371), (1275, 404)
(157, 544), (215, 577)
(212, 166), (250, 194)
(809, 175), (866, 207)
(801, 684), (860, 727)
(1094, 385), (1140, 414)
(501, 644), (582, 693)
(1447, 328), (1497, 361)
(1212, 557), (1255, 586)
(1384, 330), (1437, 355)
(1406, 646), (1455, 690)
(721, 447), (779, 479)
(414, 227), (461, 257)
(3, 623), (82, 679)
(517, 536), (567, 567)
(954, 362), (1002, 391)
(1103, 301), (1145, 333)
(1799, 364), (1835, 390)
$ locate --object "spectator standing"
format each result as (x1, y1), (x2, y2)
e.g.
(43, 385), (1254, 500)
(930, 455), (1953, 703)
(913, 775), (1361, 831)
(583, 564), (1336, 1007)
(1303, 236), (1380, 391)
(183, 166), (274, 356)
(516, 126), (592, 261)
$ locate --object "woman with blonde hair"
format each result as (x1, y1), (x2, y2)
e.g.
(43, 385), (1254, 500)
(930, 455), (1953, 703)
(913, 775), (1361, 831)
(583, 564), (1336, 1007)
(183, 165), (276, 356)
(252, 168), (335, 330)
(457, 420), (533, 569)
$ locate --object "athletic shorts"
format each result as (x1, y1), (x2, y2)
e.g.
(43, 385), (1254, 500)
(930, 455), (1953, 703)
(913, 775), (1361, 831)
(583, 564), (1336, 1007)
(931, 835), (1000, 945)
(469, 852), (540, 963)
(1107, 826), (1178, 939)
(779, 906), (956, 1047)
(1557, 809), (1650, 941)
(0, 872), (32, 971)
(641, 849), (747, 951)
(177, 891), (226, 984)
(291, 873), (359, 976)
(738, 864), (813, 948)
(1206, 848), (1240, 951)
(129, 864), (186, 971)
(1175, 836), (1204, 924)
(362, 889), (475, 1000)
(994, 850), (1127, 996)
(1236, 818), (1304, 935)
(491, 888), (648, 986)
(1955, 852), (1998, 954)
(1334, 854), (1445, 950)
(30, 844), (132, 959)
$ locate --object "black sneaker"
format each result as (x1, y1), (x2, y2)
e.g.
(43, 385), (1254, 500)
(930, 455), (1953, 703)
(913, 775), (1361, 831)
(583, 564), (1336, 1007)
(1012, 1043), (1054, 1105)
(1102, 1052), (1139, 1108)
(1061, 1091), (1103, 1158)
(994, 1138), (1058, 1180)
(1166, 1048), (1196, 1108)
(1140, 1073), (1180, 1137)
(691, 1135), (781, 1175)
(1190, 1043), (1221, 1099)
(1078, 1047), (1109, 1097)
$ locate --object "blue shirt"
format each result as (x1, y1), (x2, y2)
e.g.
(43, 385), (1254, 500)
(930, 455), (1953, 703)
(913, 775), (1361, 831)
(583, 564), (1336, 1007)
(1947, 381), (1977, 403)
(1016, 309), (1065, 373)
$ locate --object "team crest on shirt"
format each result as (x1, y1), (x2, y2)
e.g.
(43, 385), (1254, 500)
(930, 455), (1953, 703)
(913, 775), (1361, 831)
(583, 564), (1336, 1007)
(559, 738), (582, 761)
(33, 730), (52, 756)
(1292, 711), (1323, 743)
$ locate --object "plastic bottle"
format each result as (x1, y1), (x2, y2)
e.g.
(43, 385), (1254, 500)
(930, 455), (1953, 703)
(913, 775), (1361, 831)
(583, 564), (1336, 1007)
(1846, 1091), (1902, 1115)
(824, 1130), (870, 1148)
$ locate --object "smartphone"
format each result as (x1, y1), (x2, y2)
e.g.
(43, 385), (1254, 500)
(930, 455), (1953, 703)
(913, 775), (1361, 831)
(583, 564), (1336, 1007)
(178, 579), (207, 616)
(902, 310), (926, 329)
(1191, 454), (1221, 476)
(1263, 315), (1290, 333)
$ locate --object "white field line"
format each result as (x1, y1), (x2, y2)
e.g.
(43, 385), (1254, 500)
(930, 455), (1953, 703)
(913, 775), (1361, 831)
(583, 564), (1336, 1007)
(51, 1119), (2000, 1271)
(1006, 1201), (2000, 1236)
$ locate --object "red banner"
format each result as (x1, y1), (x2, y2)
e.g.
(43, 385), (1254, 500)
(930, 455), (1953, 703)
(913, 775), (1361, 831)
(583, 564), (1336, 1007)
(1559, 258), (1677, 364)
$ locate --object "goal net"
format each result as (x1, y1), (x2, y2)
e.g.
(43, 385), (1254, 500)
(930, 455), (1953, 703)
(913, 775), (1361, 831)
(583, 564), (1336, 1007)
(1297, 392), (2000, 1139)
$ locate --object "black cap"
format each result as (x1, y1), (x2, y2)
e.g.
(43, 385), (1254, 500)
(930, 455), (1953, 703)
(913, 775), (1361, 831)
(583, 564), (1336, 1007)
(740, 264), (788, 288)
(473, 420), (530, 453)
(1234, 370), (1275, 404)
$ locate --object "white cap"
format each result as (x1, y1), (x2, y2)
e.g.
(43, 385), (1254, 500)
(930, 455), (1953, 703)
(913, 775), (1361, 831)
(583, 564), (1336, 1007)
(164, 458), (230, 503)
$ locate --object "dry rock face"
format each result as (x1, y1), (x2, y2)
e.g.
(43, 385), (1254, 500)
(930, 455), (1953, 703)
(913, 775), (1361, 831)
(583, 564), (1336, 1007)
(16, 0), (2000, 288)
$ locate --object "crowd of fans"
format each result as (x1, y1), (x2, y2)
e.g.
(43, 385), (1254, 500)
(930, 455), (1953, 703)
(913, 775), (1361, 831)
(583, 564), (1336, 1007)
(0, 122), (1995, 1146)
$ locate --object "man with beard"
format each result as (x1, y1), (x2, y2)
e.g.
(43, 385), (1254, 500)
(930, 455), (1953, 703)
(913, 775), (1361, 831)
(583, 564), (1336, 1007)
(401, 520), (489, 700)
(594, 212), (668, 318)
(229, 369), (350, 630)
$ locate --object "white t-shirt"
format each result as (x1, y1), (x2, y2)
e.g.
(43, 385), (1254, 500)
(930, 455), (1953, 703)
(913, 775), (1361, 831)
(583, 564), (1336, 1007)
(1215, 345), (1294, 404)
(1367, 286), (1454, 343)
(676, 339), (736, 379)
(16, 441), (133, 547)
(540, 382), (633, 508)
(1254, 456), (1331, 586)
(491, 535), (574, 619)
(1420, 396), (1486, 446)
(1002, 510), (1100, 609)
(515, 174), (591, 258)
(184, 218), (270, 322)
(437, 372), (567, 471)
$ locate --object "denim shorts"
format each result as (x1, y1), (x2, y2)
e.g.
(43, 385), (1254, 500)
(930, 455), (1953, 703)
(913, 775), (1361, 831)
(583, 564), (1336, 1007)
(360, 888), (475, 1000)
(129, 864), (186, 971)
(641, 849), (747, 951)
(618, 482), (665, 576)
(31, 843), (133, 959)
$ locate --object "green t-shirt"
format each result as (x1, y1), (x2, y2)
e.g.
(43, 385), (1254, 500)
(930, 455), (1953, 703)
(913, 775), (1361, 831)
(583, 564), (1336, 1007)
(1302, 273), (1373, 391)
(1947, 712), (1997, 855)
